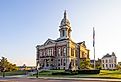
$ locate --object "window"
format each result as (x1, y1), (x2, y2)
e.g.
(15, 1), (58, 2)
(63, 47), (66, 56)
(50, 49), (52, 56)
(47, 49), (49, 56)
(62, 30), (65, 36)
(109, 59), (111, 63)
(61, 59), (62, 65)
(114, 59), (116, 63)
(43, 51), (45, 56)
(71, 48), (74, 56)
(40, 51), (42, 57)
(64, 58), (65, 61)
(82, 52), (84, 58)
(103, 64), (104, 68)
(106, 59), (108, 63)
(102, 60), (104, 63)
(114, 64), (116, 68)
(51, 59), (53, 61)
(75, 50), (77, 57)
(58, 63), (60, 66)
(46, 49), (48, 56)
(51, 48), (53, 56)
(64, 63), (66, 66)
(46, 63), (49, 67)
(106, 64), (108, 68)
(49, 49), (50, 56)
(58, 48), (61, 56)
(109, 64), (111, 68)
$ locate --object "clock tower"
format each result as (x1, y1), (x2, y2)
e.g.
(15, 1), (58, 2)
(58, 10), (72, 40)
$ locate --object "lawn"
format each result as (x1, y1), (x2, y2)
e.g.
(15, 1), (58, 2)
(31, 70), (121, 79)
(32, 69), (65, 77)
(0, 70), (27, 76)
(95, 70), (121, 79)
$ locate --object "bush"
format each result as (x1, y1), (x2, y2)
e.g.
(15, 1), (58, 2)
(78, 69), (100, 74)
(52, 71), (78, 75)
(52, 70), (100, 75)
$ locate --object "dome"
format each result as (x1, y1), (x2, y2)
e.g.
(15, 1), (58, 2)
(60, 10), (70, 27)
(60, 18), (70, 26)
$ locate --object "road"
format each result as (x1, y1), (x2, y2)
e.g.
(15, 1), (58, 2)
(0, 78), (115, 82)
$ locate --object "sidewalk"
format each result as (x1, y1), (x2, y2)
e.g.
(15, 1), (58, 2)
(28, 76), (121, 82)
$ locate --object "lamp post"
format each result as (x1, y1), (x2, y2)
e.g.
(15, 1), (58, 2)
(36, 59), (39, 78)
(3, 67), (5, 78)
(2, 57), (6, 78)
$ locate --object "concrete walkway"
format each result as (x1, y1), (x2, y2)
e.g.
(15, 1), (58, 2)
(29, 76), (121, 82)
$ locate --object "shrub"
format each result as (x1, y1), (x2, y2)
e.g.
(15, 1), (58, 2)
(78, 69), (100, 74)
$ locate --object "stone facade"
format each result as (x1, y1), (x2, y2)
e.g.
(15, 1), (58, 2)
(101, 52), (117, 70)
(36, 11), (89, 70)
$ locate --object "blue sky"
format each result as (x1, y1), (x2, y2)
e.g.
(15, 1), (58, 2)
(0, 0), (121, 66)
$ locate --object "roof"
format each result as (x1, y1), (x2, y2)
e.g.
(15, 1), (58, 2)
(102, 54), (111, 59)
(102, 53), (116, 59)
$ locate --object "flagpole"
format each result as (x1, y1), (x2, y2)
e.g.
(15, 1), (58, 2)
(94, 42), (96, 69)
(93, 27), (96, 69)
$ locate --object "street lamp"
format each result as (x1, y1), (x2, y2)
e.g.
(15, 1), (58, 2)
(36, 59), (39, 78)
(3, 67), (5, 78)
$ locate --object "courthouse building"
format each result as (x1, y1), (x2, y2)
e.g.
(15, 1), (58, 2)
(36, 11), (89, 70)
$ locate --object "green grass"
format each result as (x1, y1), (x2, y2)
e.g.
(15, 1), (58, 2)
(32, 69), (65, 77)
(31, 70), (121, 79)
(68, 70), (121, 79)
(0, 70), (27, 76)
(95, 70), (121, 79)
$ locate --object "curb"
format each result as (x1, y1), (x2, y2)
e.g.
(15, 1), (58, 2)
(28, 77), (121, 82)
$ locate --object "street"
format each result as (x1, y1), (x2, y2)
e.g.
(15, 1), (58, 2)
(0, 78), (116, 82)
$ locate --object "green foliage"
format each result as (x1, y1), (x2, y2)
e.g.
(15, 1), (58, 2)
(80, 59), (91, 69)
(0, 57), (17, 72)
(32, 70), (65, 76)
(0, 70), (27, 76)
(116, 64), (121, 70)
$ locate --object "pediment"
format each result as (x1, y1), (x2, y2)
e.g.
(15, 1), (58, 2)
(44, 39), (55, 45)
(80, 41), (86, 48)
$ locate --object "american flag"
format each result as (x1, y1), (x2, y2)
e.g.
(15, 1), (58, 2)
(93, 27), (95, 47)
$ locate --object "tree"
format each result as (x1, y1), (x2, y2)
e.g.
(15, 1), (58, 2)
(80, 59), (91, 69)
(0, 57), (17, 72)
(116, 64), (121, 70)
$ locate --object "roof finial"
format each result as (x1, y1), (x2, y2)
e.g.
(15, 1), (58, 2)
(64, 10), (67, 19)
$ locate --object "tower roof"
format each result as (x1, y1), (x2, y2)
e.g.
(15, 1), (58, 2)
(60, 10), (70, 27)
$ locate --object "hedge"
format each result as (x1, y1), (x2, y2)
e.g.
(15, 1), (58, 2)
(52, 70), (100, 75)
(77, 69), (100, 74)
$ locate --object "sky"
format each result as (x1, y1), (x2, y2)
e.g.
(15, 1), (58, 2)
(0, 0), (121, 66)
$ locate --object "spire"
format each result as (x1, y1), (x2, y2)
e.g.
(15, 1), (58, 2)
(64, 10), (67, 19)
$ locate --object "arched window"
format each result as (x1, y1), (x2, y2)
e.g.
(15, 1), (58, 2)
(63, 47), (66, 56)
